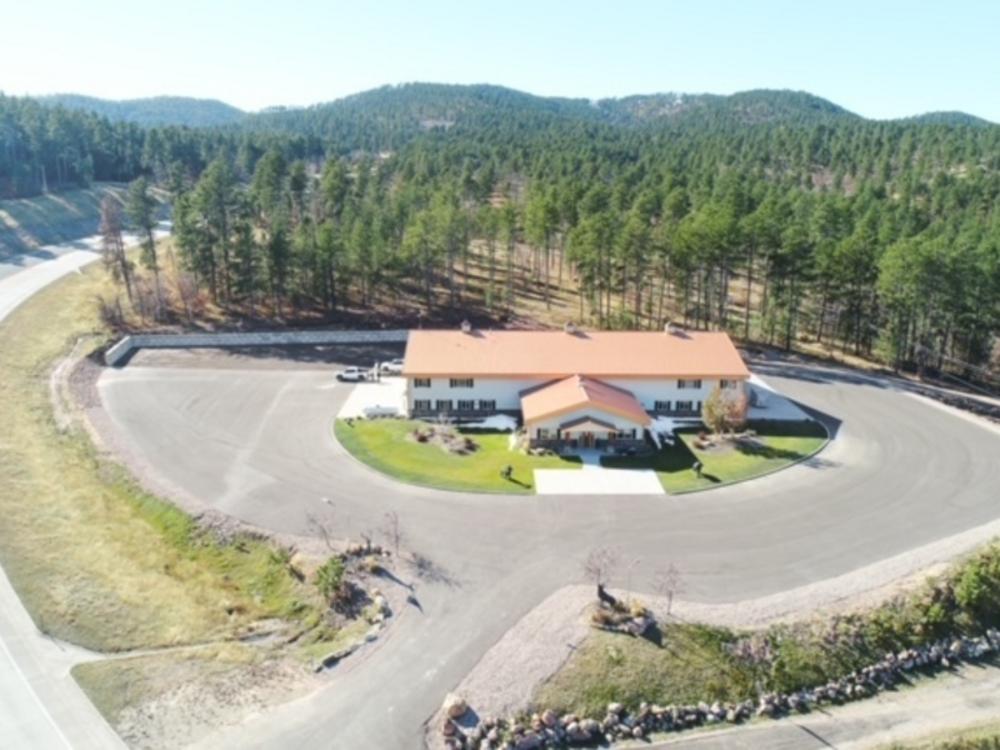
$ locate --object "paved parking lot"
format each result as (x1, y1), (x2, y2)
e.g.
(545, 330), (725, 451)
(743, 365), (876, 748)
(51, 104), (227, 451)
(95, 347), (1000, 749)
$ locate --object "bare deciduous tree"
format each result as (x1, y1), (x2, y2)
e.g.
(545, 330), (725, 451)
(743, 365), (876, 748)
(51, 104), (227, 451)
(381, 511), (403, 557)
(359, 529), (374, 553)
(702, 386), (749, 436)
(305, 511), (336, 552)
(96, 294), (125, 330)
(653, 563), (684, 617)
(583, 546), (620, 598)
(132, 278), (157, 323)
(175, 271), (200, 323)
(100, 195), (134, 304)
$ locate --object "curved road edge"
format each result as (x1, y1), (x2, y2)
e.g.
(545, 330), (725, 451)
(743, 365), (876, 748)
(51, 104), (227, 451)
(0, 240), (145, 749)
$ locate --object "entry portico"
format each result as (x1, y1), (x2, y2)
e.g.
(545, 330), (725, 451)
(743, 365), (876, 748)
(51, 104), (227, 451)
(520, 375), (650, 450)
(559, 416), (618, 446)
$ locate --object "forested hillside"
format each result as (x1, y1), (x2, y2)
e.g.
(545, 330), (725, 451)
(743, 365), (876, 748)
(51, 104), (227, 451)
(0, 184), (128, 256)
(2, 83), (998, 378)
(0, 94), (146, 198)
(37, 94), (246, 127)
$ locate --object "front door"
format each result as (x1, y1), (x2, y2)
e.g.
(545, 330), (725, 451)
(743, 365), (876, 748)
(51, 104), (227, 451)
(581, 432), (595, 448)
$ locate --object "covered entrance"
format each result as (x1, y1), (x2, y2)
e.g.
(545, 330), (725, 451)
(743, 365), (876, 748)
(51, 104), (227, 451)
(519, 375), (650, 451)
(559, 416), (620, 449)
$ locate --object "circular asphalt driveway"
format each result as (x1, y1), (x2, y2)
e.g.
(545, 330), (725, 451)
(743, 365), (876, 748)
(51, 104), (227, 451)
(95, 350), (1000, 749)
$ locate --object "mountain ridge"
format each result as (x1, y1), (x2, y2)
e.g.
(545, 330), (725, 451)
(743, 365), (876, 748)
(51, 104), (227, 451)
(31, 84), (996, 129)
(35, 94), (246, 127)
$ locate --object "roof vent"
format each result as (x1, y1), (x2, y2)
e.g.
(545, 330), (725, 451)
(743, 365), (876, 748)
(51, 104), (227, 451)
(563, 321), (577, 335)
(460, 319), (473, 334)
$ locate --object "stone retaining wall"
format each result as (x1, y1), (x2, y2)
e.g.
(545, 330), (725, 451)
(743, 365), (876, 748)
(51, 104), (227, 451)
(104, 329), (410, 366)
(443, 628), (1000, 749)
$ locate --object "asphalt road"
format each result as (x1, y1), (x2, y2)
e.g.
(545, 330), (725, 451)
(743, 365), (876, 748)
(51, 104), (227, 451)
(0, 237), (100, 283)
(95, 347), (1000, 749)
(0, 223), (170, 283)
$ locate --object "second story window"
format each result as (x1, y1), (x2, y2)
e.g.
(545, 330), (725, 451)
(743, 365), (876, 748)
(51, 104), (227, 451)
(414, 378), (431, 388)
(449, 378), (474, 388)
(678, 379), (702, 389)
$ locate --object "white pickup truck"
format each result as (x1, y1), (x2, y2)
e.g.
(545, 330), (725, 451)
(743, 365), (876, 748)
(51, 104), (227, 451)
(379, 358), (405, 375)
(335, 366), (371, 382)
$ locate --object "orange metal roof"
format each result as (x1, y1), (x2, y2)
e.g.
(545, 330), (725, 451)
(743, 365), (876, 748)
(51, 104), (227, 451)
(403, 329), (750, 379)
(520, 375), (652, 426)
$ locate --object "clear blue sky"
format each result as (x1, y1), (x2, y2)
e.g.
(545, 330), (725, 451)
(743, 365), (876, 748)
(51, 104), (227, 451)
(4, 0), (999, 121)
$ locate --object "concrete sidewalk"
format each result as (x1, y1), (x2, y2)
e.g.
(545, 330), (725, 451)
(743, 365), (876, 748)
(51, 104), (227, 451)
(0, 567), (123, 749)
(0, 249), (100, 320)
(748, 373), (813, 421)
(336, 376), (407, 418)
(535, 449), (664, 495)
(647, 663), (1000, 750)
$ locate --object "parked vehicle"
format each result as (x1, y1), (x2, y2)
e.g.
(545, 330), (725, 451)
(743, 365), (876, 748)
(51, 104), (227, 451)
(362, 405), (399, 418)
(336, 366), (370, 382)
(379, 358), (405, 375)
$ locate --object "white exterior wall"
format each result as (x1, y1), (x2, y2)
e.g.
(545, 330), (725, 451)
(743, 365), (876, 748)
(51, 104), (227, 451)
(407, 377), (546, 412)
(406, 376), (748, 414)
(527, 406), (646, 436)
(604, 378), (734, 410)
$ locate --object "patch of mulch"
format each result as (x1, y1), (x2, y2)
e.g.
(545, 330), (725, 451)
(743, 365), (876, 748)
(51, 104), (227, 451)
(408, 426), (479, 455)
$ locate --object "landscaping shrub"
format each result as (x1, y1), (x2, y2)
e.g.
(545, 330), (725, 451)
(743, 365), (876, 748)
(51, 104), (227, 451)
(760, 542), (1000, 696)
(954, 547), (1000, 623)
(315, 556), (347, 603)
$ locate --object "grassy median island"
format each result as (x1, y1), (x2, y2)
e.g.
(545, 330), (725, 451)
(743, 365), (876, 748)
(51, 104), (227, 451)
(603, 421), (828, 493)
(537, 541), (1000, 726)
(335, 418), (581, 493)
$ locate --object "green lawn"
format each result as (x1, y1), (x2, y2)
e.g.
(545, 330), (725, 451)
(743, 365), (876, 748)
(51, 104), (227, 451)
(334, 419), (581, 493)
(535, 624), (757, 717)
(603, 421), (828, 493)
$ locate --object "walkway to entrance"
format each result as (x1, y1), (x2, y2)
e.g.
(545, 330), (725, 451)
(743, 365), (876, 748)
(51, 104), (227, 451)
(534, 449), (664, 495)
